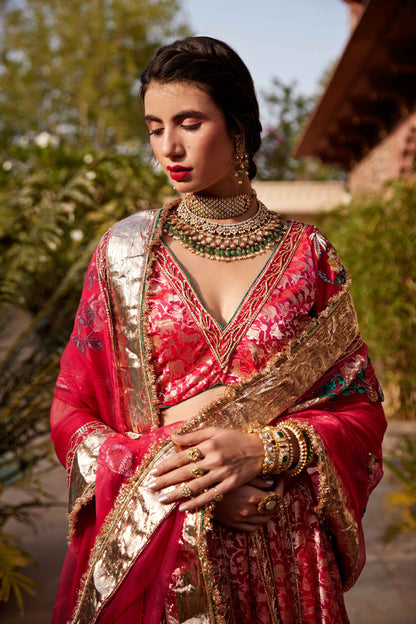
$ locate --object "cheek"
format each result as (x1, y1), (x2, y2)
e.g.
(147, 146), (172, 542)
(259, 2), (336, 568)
(202, 131), (234, 165)
(149, 138), (160, 157)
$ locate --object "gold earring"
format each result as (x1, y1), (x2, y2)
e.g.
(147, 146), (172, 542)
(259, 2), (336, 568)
(234, 134), (249, 184)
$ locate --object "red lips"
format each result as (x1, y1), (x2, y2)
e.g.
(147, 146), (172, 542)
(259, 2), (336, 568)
(167, 165), (192, 182)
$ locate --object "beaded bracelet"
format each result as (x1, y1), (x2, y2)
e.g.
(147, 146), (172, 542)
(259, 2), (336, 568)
(280, 421), (309, 477)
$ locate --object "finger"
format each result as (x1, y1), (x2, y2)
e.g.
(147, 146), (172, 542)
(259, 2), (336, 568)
(171, 428), (220, 447)
(154, 466), (214, 503)
(274, 479), (285, 497)
(152, 446), (203, 477)
(179, 487), (221, 512)
(223, 518), (272, 532)
(236, 524), (265, 532)
(227, 522), (267, 532)
(156, 470), (222, 505)
(178, 473), (239, 512)
(248, 477), (275, 490)
(148, 463), (207, 492)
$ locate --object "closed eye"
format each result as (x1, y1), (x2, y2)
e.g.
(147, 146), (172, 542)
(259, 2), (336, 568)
(182, 123), (201, 132)
(149, 128), (163, 137)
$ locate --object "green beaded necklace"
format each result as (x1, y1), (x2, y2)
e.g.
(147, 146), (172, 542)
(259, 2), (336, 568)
(163, 194), (287, 261)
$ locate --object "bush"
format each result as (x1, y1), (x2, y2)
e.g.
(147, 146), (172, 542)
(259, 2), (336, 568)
(316, 176), (416, 419)
(383, 436), (416, 543)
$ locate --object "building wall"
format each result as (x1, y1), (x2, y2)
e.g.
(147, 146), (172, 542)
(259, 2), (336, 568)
(348, 109), (416, 194)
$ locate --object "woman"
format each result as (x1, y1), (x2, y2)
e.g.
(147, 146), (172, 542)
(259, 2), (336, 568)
(51, 37), (386, 624)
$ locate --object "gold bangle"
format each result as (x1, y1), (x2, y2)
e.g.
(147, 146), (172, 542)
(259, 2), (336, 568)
(264, 426), (293, 473)
(304, 432), (316, 467)
(257, 428), (279, 474)
(246, 424), (278, 475)
(281, 421), (309, 477)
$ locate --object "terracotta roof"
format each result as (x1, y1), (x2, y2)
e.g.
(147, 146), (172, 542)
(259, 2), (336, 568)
(294, 0), (416, 170)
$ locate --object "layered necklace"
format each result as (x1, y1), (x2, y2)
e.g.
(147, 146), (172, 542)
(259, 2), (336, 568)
(163, 191), (287, 261)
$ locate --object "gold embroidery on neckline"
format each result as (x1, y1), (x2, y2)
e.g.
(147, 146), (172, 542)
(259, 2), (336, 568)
(157, 222), (307, 370)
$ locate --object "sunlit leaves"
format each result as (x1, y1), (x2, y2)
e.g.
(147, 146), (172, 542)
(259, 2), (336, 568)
(0, 0), (189, 152)
(0, 535), (36, 614)
(316, 176), (416, 418)
(383, 437), (416, 542)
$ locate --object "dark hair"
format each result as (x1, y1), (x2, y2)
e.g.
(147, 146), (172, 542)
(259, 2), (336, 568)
(140, 36), (262, 180)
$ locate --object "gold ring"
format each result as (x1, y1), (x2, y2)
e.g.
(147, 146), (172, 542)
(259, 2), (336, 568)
(191, 466), (205, 478)
(187, 447), (203, 462)
(257, 492), (282, 515)
(213, 487), (224, 503)
(181, 484), (193, 498)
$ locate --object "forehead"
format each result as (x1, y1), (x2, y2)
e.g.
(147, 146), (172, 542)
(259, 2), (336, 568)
(144, 81), (222, 118)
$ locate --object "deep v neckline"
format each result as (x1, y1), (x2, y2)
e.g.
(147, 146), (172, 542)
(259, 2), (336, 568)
(161, 239), (278, 329)
(154, 225), (302, 370)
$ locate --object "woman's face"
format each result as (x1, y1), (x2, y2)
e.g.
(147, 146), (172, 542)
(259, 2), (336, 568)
(144, 81), (245, 196)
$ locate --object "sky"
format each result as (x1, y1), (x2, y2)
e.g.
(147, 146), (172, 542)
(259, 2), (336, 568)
(181, 0), (350, 100)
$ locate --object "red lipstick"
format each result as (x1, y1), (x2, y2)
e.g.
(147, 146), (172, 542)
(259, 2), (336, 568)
(167, 165), (192, 181)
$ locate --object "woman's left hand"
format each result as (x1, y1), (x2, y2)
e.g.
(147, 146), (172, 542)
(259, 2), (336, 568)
(214, 478), (284, 531)
(148, 427), (264, 512)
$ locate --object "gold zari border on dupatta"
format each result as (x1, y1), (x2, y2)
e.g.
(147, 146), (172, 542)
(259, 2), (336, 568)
(69, 442), (178, 624)
(105, 209), (160, 434)
(67, 423), (115, 542)
(165, 510), (214, 623)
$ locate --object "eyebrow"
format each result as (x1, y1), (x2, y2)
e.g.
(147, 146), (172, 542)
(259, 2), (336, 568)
(144, 110), (205, 123)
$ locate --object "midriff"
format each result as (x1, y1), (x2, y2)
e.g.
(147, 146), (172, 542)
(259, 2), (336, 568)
(161, 386), (228, 426)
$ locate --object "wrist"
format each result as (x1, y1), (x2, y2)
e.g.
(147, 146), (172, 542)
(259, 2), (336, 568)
(243, 420), (313, 477)
(246, 432), (265, 474)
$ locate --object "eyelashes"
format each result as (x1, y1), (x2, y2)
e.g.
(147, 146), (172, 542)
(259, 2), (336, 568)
(149, 123), (202, 137)
(182, 123), (201, 132)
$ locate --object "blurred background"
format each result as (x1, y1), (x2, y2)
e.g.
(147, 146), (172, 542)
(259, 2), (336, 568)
(0, 0), (415, 621)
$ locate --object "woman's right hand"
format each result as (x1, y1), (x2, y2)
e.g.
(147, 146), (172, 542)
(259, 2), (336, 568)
(213, 477), (284, 532)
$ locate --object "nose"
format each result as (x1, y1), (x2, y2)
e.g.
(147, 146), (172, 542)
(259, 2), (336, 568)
(161, 128), (185, 159)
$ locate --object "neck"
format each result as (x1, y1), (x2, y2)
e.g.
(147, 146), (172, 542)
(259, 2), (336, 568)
(186, 188), (256, 221)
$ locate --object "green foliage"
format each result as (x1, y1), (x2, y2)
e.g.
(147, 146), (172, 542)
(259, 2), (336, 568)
(382, 436), (416, 543)
(257, 77), (344, 181)
(0, 0), (189, 152)
(0, 534), (36, 613)
(0, 141), (171, 609)
(316, 177), (416, 418)
(0, 143), (169, 313)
